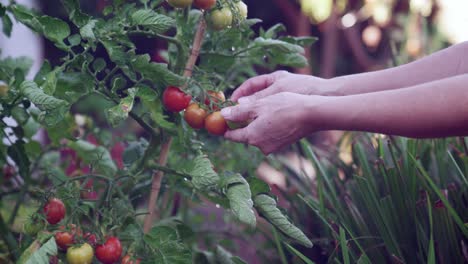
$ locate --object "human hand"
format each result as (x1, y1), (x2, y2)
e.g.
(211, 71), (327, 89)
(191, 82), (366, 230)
(221, 92), (330, 154)
(231, 71), (335, 104)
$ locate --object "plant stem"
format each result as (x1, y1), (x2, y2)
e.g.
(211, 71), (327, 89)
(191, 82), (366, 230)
(142, 17), (207, 233)
(0, 213), (19, 261)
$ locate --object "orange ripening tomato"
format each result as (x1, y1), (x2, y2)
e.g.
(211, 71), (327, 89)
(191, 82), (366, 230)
(184, 103), (208, 129)
(205, 111), (228, 135)
(204, 91), (225, 110)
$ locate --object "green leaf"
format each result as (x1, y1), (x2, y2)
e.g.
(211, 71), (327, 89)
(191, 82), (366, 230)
(20, 81), (69, 126)
(68, 34), (81, 46)
(92, 58), (106, 73)
(130, 54), (186, 87)
(254, 194), (312, 248)
(131, 9), (175, 34)
(68, 140), (118, 176)
(253, 37), (304, 53)
(60, 0), (91, 27)
(34, 61), (52, 86)
(269, 53), (308, 68)
(101, 39), (128, 66)
(80, 19), (97, 40)
(122, 139), (149, 168)
(24, 238), (57, 264)
(42, 68), (60, 95)
(247, 177), (271, 197)
(7, 140), (30, 177)
(284, 243), (316, 264)
(17, 237), (57, 264)
(2, 14), (13, 37)
(224, 174), (256, 227)
(11, 105), (29, 125)
(144, 226), (192, 264)
(136, 84), (157, 101)
(106, 88), (137, 127)
(189, 155), (220, 190)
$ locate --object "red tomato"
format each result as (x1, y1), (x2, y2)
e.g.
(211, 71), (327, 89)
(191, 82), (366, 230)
(95, 237), (122, 264)
(55, 231), (74, 251)
(43, 198), (66, 225)
(194, 0), (216, 10)
(204, 91), (225, 110)
(2, 165), (15, 180)
(205, 111), (228, 135)
(184, 103), (207, 129)
(162, 86), (192, 112)
(121, 255), (141, 264)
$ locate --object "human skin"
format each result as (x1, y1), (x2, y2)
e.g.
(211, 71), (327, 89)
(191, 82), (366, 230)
(222, 42), (468, 154)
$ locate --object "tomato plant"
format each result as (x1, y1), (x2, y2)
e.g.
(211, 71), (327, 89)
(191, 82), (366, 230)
(0, 0), (317, 263)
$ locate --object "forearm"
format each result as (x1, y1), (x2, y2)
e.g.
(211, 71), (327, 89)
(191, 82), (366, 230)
(327, 42), (468, 96)
(318, 74), (468, 138)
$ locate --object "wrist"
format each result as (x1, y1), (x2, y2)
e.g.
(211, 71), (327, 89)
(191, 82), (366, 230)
(301, 95), (344, 132)
(321, 77), (347, 96)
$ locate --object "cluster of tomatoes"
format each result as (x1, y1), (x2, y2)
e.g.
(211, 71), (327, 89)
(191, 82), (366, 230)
(167, 0), (248, 31)
(33, 198), (139, 264)
(163, 86), (232, 135)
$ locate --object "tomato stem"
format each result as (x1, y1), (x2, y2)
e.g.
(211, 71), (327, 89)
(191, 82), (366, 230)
(143, 17), (207, 233)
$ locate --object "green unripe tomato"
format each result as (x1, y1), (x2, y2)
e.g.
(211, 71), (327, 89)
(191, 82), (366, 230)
(23, 218), (45, 236)
(0, 84), (9, 97)
(167, 0), (193, 8)
(236, 1), (248, 19)
(209, 7), (233, 31)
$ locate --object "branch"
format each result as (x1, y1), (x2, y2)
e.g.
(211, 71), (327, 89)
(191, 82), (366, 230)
(142, 17), (207, 233)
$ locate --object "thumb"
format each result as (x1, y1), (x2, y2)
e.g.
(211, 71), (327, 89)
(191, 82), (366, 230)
(238, 84), (280, 104)
(221, 103), (256, 122)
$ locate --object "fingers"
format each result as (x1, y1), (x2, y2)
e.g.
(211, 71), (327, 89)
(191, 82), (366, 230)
(224, 128), (249, 144)
(238, 84), (280, 104)
(221, 103), (256, 122)
(231, 73), (277, 102)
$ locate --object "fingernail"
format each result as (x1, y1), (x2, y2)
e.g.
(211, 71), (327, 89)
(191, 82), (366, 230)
(221, 107), (231, 118)
(238, 97), (250, 104)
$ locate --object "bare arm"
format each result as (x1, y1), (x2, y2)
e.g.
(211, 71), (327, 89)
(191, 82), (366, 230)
(330, 41), (468, 96)
(223, 74), (468, 154)
(320, 74), (468, 138)
(230, 42), (468, 103)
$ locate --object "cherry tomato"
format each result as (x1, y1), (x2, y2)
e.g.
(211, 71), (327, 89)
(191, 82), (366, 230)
(194, 0), (216, 10)
(162, 86), (192, 112)
(0, 84), (8, 97)
(55, 231), (74, 251)
(204, 91), (225, 110)
(67, 243), (94, 264)
(23, 216), (45, 236)
(121, 255), (141, 264)
(95, 237), (122, 264)
(84, 232), (98, 247)
(2, 165), (15, 180)
(184, 103), (207, 129)
(236, 1), (248, 19)
(205, 111), (228, 135)
(43, 198), (66, 225)
(209, 7), (233, 31)
(167, 0), (193, 8)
